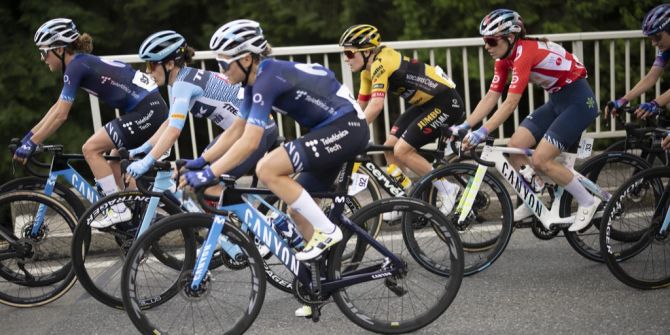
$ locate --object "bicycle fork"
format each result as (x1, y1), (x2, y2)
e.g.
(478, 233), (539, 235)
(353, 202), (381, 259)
(455, 164), (488, 224)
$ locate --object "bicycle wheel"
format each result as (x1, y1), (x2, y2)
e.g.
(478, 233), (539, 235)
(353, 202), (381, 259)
(0, 191), (78, 307)
(329, 198), (463, 334)
(561, 152), (650, 262)
(0, 176), (87, 218)
(71, 191), (183, 309)
(600, 167), (670, 289)
(121, 212), (265, 334)
(410, 163), (514, 275)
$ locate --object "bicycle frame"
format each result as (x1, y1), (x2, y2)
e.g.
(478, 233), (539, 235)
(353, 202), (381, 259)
(457, 145), (612, 228)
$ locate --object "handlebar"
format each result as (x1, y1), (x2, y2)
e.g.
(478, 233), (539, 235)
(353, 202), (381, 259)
(441, 127), (496, 167)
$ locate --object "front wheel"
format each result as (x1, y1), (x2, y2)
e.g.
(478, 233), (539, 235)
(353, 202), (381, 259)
(329, 198), (463, 333)
(600, 167), (670, 289)
(121, 212), (266, 334)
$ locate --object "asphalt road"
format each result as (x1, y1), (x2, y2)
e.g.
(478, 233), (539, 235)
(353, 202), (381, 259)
(1, 228), (668, 335)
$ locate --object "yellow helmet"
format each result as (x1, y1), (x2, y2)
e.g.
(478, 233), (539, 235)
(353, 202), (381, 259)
(339, 24), (380, 49)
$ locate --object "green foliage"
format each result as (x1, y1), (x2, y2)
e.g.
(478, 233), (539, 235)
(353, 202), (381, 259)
(0, 0), (665, 183)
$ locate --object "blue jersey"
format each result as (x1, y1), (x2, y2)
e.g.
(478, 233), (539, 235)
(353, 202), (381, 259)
(241, 59), (362, 129)
(60, 54), (157, 112)
(169, 67), (243, 130)
(653, 49), (670, 68)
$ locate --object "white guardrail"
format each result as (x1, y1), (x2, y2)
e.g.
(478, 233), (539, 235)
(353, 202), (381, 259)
(95, 30), (655, 159)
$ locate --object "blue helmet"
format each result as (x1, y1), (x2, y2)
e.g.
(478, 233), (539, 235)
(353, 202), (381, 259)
(642, 4), (670, 36)
(138, 30), (186, 62)
(480, 9), (524, 36)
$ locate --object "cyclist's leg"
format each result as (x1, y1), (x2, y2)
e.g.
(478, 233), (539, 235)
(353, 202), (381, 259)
(82, 128), (117, 194)
(386, 106), (417, 170)
(512, 100), (557, 170)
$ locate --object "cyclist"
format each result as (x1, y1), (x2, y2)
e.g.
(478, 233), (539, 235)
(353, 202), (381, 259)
(340, 24), (464, 216)
(458, 9), (600, 232)
(604, 4), (670, 120)
(125, 30), (278, 204)
(16, 18), (167, 227)
(183, 20), (369, 262)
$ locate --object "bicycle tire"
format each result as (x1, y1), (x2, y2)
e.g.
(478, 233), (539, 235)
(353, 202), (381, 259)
(561, 152), (650, 262)
(0, 176), (87, 218)
(600, 166), (670, 289)
(329, 197), (463, 333)
(0, 191), (78, 307)
(71, 190), (183, 309)
(121, 212), (266, 334)
(409, 163), (514, 276)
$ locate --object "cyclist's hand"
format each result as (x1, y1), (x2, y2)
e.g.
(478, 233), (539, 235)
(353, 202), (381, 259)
(448, 122), (470, 141)
(184, 156), (208, 170)
(462, 127), (488, 149)
(662, 131), (670, 150)
(13, 139), (37, 165)
(635, 100), (660, 120)
(604, 98), (628, 119)
(126, 155), (156, 179)
(183, 167), (217, 189)
(129, 142), (153, 159)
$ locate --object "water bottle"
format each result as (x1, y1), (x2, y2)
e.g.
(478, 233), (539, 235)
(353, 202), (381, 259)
(519, 165), (545, 193)
(387, 164), (412, 190)
(270, 213), (305, 251)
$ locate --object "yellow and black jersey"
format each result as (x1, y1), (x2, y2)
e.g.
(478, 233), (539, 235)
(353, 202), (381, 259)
(358, 46), (456, 106)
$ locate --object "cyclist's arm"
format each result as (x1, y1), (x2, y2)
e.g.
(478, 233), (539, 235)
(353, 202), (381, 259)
(482, 93), (523, 132)
(144, 119), (173, 159)
(358, 99), (369, 111)
(622, 66), (664, 102)
(363, 97), (385, 124)
(31, 101), (59, 134)
(208, 122), (263, 176)
(464, 90), (502, 127)
(201, 117), (246, 163)
(30, 99), (73, 144)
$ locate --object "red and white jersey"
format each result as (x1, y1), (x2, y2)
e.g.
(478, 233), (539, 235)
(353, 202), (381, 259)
(489, 39), (587, 94)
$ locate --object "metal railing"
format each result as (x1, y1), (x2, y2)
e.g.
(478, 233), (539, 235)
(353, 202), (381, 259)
(95, 30), (653, 159)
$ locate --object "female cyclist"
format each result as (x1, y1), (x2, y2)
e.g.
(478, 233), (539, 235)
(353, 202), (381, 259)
(604, 4), (670, 120)
(182, 19), (369, 262)
(15, 18), (168, 227)
(339, 24), (464, 216)
(125, 30), (278, 195)
(458, 9), (600, 232)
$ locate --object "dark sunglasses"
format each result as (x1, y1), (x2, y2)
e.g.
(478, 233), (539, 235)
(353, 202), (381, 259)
(343, 50), (357, 59)
(483, 36), (504, 47)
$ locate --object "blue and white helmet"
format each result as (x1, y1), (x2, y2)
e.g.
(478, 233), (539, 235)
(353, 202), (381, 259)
(138, 30), (186, 62)
(34, 18), (80, 47)
(209, 19), (267, 57)
(642, 4), (670, 36)
(479, 9), (524, 36)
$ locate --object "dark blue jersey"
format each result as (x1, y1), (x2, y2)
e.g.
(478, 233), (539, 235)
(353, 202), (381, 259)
(60, 54), (157, 112)
(240, 59), (363, 129)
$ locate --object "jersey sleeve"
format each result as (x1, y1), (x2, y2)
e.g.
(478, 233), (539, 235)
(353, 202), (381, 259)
(246, 66), (290, 128)
(489, 60), (509, 93)
(369, 59), (390, 99)
(358, 70), (372, 102)
(59, 58), (84, 103)
(652, 49), (670, 68)
(168, 81), (203, 129)
(508, 45), (533, 95)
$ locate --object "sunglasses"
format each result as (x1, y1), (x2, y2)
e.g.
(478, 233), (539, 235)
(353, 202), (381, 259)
(483, 36), (504, 47)
(145, 61), (161, 72)
(343, 50), (358, 59)
(39, 47), (59, 61)
(216, 53), (249, 72)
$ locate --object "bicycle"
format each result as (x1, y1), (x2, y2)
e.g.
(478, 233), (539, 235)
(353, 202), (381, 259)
(0, 190), (78, 307)
(120, 159), (464, 334)
(409, 129), (638, 275)
(603, 108), (670, 168)
(600, 128), (670, 289)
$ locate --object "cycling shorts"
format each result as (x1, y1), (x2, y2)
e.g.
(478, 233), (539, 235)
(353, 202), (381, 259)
(205, 123), (279, 178)
(105, 91), (168, 149)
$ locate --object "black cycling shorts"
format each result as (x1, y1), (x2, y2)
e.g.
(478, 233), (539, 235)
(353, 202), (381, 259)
(390, 89), (464, 148)
(104, 91), (168, 149)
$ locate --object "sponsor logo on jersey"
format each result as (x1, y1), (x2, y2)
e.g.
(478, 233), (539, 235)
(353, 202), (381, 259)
(319, 130), (349, 146)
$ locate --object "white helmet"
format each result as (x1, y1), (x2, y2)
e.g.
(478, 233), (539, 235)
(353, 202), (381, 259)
(209, 19), (267, 56)
(34, 18), (80, 48)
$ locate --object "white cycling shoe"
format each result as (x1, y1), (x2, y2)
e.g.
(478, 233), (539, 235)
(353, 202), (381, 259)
(569, 198), (602, 232)
(90, 205), (132, 229)
(436, 184), (460, 215)
(295, 305), (312, 317)
(513, 204), (533, 222)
